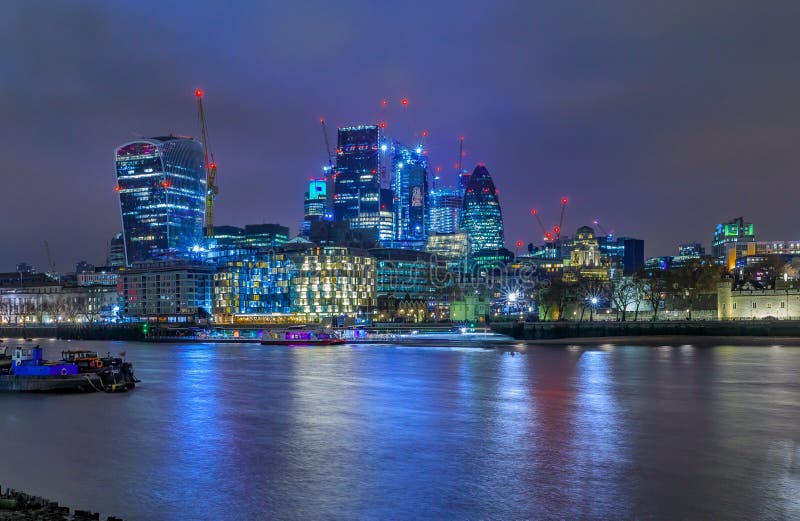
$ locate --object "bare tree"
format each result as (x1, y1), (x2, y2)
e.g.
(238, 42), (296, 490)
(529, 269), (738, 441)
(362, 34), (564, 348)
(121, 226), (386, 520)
(610, 277), (636, 321)
(637, 273), (667, 321)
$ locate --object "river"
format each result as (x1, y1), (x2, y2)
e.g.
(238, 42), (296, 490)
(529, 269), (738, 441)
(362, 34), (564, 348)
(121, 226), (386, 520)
(1, 340), (799, 520)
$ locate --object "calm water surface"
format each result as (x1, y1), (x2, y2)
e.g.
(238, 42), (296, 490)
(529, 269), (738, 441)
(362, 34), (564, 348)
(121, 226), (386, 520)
(1, 340), (799, 520)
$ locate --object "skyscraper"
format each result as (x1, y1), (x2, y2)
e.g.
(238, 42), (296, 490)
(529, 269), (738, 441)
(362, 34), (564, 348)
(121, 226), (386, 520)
(107, 232), (126, 267)
(712, 217), (755, 258)
(302, 178), (327, 237)
(333, 125), (382, 229)
(460, 164), (504, 253)
(391, 142), (428, 242)
(115, 137), (206, 264)
(427, 187), (462, 235)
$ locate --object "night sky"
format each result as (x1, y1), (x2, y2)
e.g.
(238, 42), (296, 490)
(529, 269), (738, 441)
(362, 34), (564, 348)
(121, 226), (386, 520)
(2, 0), (799, 271)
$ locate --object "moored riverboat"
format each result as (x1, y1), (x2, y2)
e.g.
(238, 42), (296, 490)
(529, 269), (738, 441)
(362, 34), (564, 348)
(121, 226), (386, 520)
(260, 328), (347, 346)
(0, 346), (138, 393)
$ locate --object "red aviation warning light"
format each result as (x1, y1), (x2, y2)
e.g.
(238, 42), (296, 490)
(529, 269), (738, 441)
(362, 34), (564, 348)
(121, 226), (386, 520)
(381, 99), (388, 108)
(401, 98), (409, 106)
(516, 241), (523, 248)
(380, 121), (387, 130)
(161, 180), (171, 188)
(114, 185), (121, 192)
(195, 89), (203, 98)
(561, 197), (568, 205)
(421, 130), (428, 138)
(530, 209), (537, 216)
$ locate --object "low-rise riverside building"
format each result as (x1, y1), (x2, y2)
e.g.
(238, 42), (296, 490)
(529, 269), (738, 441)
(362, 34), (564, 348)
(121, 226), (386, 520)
(213, 252), (293, 324)
(120, 261), (214, 323)
(717, 279), (800, 319)
(0, 272), (118, 324)
(290, 245), (376, 320)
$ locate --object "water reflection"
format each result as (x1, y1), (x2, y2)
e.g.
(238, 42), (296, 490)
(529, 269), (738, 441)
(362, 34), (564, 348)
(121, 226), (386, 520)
(0, 341), (797, 520)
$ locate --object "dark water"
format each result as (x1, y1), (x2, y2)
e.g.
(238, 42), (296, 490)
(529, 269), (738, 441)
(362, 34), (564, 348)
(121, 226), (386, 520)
(1, 340), (799, 520)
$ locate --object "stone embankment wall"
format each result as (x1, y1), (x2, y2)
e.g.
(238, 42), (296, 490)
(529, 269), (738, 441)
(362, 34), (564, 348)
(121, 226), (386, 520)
(491, 320), (800, 340)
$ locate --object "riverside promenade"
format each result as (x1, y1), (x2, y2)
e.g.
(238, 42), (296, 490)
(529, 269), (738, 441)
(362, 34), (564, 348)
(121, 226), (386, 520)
(491, 319), (800, 341)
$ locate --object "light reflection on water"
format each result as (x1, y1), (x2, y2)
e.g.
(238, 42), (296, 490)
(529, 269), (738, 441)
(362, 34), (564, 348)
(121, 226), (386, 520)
(0, 341), (798, 520)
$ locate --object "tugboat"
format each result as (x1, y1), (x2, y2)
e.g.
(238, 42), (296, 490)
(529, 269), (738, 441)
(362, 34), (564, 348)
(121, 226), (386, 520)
(260, 327), (347, 346)
(0, 346), (103, 392)
(61, 350), (139, 392)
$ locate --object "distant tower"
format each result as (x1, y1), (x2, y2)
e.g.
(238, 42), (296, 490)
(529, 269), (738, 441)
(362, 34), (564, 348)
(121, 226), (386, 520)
(427, 187), (462, 235)
(114, 137), (206, 264)
(333, 125), (382, 229)
(460, 164), (504, 253)
(107, 232), (126, 267)
(391, 142), (428, 242)
(302, 178), (327, 237)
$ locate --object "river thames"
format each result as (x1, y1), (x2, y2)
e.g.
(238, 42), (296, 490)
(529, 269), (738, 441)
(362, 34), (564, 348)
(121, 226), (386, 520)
(1, 340), (799, 520)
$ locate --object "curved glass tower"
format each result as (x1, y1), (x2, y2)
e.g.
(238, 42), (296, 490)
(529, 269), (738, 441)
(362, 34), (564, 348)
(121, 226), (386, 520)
(460, 164), (504, 253)
(115, 137), (206, 264)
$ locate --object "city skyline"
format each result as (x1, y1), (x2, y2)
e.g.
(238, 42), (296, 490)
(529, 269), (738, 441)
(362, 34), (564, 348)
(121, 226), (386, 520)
(3, 1), (800, 270)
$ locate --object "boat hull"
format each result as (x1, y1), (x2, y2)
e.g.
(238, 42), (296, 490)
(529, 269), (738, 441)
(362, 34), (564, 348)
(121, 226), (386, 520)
(260, 339), (348, 346)
(0, 373), (104, 393)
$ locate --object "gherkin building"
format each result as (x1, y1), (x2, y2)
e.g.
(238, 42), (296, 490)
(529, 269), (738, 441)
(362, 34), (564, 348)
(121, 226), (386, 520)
(460, 164), (504, 253)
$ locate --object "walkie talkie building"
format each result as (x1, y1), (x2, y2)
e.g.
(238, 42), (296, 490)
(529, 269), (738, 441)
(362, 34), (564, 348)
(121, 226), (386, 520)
(114, 136), (206, 264)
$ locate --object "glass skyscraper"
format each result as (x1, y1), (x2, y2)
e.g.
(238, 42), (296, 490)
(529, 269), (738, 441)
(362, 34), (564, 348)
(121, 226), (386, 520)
(333, 125), (382, 228)
(460, 164), (504, 253)
(391, 142), (428, 242)
(427, 187), (462, 235)
(115, 137), (206, 264)
(302, 178), (327, 236)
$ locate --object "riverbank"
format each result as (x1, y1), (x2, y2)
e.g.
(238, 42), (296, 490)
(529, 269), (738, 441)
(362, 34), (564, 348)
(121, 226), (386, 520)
(0, 325), (143, 341)
(490, 319), (800, 340)
(0, 486), (122, 521)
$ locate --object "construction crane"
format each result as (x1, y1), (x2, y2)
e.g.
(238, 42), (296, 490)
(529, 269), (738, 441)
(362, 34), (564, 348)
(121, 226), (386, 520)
(195, 89), (218, 238)
(457, 136), (469, 189)
(556, 197), (568, 240)
(530, 196), (569, 242)
(43, 240), (58, 280)
(592, 219), (613, 238)
(319, 118), (335, 176)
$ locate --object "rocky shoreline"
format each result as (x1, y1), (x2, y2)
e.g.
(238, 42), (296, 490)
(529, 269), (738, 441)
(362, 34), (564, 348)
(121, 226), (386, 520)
(0, 487), (122, 521)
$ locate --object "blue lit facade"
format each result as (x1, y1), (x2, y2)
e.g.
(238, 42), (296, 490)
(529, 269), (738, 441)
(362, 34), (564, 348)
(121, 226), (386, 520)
(212, 252), (293, 322)
(391, 142), (428, 243)
(333, 125), (382, 229)
(302, 178), (327, 236)
(427, 187), (462, 235)
(460, 165), (504, 253)
(115, 137), (206, 265)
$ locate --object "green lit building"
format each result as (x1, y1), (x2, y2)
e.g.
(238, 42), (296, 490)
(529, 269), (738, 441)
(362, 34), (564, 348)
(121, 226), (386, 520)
(713, 217), (755, 259)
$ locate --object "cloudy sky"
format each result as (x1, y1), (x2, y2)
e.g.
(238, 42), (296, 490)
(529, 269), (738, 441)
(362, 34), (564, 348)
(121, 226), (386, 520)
(1, 0), (799, 270)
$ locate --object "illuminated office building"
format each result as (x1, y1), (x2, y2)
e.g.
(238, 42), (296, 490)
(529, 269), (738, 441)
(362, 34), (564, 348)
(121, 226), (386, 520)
(713, 217), (755, 258)
(212, 224), (289, 251)
(460, 164), (504, 253)
(115, 137), (206, 264)
(427, 187), (462, 235)
(302, 178), (327, 237)
(425, 233), (470, 271)
(120, 261), (213, 322)
(212, 252), (293, 323)
(391, 142), (428, 242)
(290, 245), (375, 317)
(333, 125), (382, 229)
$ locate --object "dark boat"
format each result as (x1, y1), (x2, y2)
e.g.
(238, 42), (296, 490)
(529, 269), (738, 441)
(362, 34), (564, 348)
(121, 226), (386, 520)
(0, 346), (138, 393)
(61, 350), (139, 392)
(0, 346), (103, 393)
